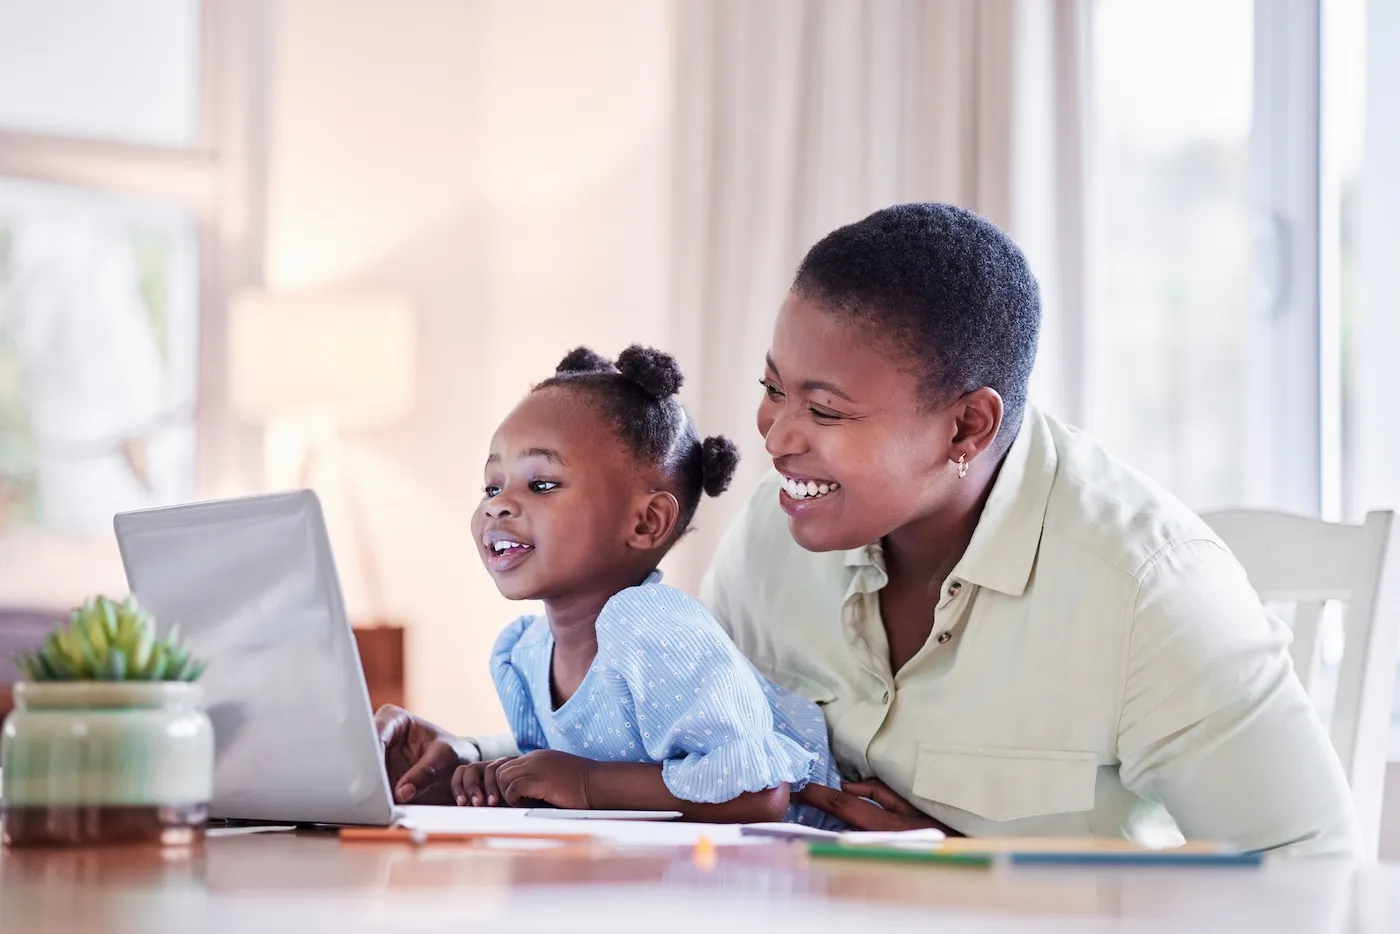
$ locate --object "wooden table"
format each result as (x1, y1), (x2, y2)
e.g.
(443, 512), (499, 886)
(1, 830), (1396, 933)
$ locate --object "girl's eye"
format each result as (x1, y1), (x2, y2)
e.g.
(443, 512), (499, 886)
(484, 486), (501, 498)
(809, 406), (845, 424)
(529, 480), (560, 493)
(760, 378), (785, 400)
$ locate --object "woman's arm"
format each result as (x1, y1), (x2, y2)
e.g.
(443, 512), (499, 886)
(1116, 539), (1358, 856)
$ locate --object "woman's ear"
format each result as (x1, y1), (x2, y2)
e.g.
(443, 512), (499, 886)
(951, 387), (1004, 459)
(626, 490), (681, 551)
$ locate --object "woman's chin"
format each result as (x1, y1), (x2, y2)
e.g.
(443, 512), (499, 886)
(785, 514), (860, 554)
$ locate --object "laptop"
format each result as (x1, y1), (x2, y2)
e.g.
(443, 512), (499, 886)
(114, 490), (396, 826)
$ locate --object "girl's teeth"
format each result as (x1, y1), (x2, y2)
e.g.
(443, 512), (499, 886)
(818, 484), (830, 495)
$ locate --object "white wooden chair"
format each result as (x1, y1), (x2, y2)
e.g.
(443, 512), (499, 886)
(1202, 509), (1400, 860)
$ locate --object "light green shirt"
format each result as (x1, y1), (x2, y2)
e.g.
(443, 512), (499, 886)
(698, 405), (1358, 855)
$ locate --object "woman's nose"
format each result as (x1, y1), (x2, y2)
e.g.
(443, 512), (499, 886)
(763, 406), (808, 459)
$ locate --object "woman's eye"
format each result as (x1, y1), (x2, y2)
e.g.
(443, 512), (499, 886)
(809, 407), (845, 423)
(760, 378), (785, 400)
(483, 486), (501, 498)
(529, 480), (560, 493)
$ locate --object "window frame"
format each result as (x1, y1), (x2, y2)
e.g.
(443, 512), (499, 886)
(0, 0), (268, 498)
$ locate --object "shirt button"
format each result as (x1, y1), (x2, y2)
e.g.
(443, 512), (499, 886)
(937, 631), (952, 644)
(948, 581), (963, 596)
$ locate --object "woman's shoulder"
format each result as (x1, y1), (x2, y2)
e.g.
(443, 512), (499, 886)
(1036, 408), (1225, 579)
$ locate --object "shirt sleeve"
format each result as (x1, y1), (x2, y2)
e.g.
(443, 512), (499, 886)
(488, 616), (548, 756)
(1116, 538), (1359, 856)
(598, 585), (819, 804)
(470, 733), (522, 761)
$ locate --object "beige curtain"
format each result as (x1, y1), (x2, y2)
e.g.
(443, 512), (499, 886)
(665, 0), (1088, 589)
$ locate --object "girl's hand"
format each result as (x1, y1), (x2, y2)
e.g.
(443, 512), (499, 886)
(375, 704), (471, 805)
(452, 757), (514, 806)
(795, 778), (962, 835)
(494, 750), (594, 809)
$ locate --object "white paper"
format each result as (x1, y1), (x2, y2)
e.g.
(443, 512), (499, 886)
(740, 822), (840, 840)
(526, 808), (683, 821)
(840, 828), (947, 849)
(206, 824), (298, 837)
(394, 805), (753, 847)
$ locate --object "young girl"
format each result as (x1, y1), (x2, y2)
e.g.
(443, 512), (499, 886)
(451, 345), (841, 825)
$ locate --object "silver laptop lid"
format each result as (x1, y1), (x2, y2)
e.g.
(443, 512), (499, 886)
(113, 490), (394, 826)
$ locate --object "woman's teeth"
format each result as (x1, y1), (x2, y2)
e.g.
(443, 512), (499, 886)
(782, 477), (839, 500)
(491, 541), (530, 553)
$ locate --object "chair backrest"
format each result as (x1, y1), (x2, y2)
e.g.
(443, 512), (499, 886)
(1202, 508), (1400, 860)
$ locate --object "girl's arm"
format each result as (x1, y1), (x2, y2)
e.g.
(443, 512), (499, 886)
(481, 749), (790, 821)
(585, 761), (789, 823)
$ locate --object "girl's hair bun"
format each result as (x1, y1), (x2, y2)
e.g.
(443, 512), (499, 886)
(615, 344), (684, 399)
(555, 347), (614, 375)
(700, 435), (740, 497)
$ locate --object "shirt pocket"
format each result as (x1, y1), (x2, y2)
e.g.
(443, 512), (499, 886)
(912, 744), (1098, 823)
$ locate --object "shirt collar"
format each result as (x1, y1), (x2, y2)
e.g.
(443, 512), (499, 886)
(842, 404), (1057, 597)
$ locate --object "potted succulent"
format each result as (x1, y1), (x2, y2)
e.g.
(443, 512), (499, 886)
(1, 595), (213, 848)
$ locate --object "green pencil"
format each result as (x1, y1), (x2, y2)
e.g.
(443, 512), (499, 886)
(807, 842), (994, 867)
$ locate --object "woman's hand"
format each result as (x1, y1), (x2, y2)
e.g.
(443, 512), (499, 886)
(452, 757), (515, 807)
(796, 778), (962, 835)
(375, 704), (474, 805)
(492, 750), (593, 809)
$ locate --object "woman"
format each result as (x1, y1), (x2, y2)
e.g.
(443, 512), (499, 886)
(380, 203), (1356, 855)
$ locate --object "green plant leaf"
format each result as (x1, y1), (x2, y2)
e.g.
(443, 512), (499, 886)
(101, 597), (119, 639)
(40, 644), (73, 680)
(86, 605), (110, 654)
(15, 652), (37, 680)
(34, 650), (57, 680)
(146, 644), (169, 681)
(18, 595), (206, 682)
(79, 639), (100, 680)
(132, 621), (154, 674)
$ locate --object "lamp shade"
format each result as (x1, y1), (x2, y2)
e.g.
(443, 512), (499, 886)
(229, 289), (416, 427)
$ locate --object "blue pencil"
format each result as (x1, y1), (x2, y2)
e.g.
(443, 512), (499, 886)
(1008, 850), (1263, 867)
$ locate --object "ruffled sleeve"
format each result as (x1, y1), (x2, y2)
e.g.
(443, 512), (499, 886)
(490, 616), (549, 755)
(595, 584), (819, 804)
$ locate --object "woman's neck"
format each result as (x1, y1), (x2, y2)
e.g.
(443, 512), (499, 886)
(882, 463), (1001, 591)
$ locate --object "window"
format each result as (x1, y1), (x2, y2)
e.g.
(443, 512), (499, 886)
(0, 0), (202, 148)
(0, 178), (199, 534)
(0, 1), (260, 608)
(1088, 0), (1400, 752)
(1088, 0), (1255, 511)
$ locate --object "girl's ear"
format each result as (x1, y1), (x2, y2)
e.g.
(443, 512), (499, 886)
(626, 490), (681, 551)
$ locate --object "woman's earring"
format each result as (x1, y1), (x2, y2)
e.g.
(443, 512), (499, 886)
(956, 452), (969, 479)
